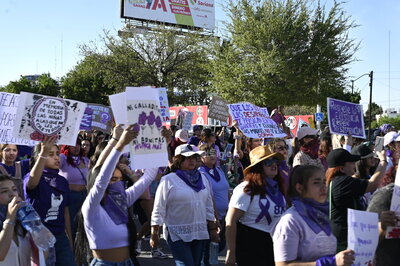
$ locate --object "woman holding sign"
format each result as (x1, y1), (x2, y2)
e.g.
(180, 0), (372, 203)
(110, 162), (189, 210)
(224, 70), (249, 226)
(326, 148), (387, 252)
(273, 165), (355, 266)
(78, 125), (158, 265)
(225, 146), (286, 266)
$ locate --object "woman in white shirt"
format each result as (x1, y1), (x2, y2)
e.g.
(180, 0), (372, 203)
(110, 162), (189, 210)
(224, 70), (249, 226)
(225, 146), (286, 266)
(150, 144), (219, 266)
(0, 175), (32, 266)
(272, 165), (355, 266)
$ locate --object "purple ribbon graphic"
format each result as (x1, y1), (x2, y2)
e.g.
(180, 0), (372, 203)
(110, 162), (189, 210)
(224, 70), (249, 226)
(255, 196), (272, 224)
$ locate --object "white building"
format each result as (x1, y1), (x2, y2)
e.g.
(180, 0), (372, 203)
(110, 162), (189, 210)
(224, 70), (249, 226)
(376, 108), (400, 121)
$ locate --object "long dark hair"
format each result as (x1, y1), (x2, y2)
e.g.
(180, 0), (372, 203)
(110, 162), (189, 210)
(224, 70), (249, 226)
(74, 164), (140, 265)
(354, 159), (371, 179)
(288, 165), (322, 199)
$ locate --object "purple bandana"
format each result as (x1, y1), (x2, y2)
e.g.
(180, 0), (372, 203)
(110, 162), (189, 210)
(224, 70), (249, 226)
(175, 169), (205, 192)
(42, 169), (69, 192)
(200, 165), (221, 182)
(265, 178), (286, 209)
(292, 197), (331, 236)
(103, 181), (128, 225)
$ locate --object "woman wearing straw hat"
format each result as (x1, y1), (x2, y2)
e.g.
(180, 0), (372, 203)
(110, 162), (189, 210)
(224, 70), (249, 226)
(225, 146), (286, 266)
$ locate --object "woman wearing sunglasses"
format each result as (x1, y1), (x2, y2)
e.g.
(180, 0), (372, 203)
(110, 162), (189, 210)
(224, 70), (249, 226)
(225, 146), (286, 266)
(267, 138), (290, 196)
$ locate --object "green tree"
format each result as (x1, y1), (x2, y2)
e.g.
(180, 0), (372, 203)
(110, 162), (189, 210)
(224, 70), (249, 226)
(60, 56), (115, 105)
(3, 73), (59, 96)
(365, 102), (383, 125)
(211, 0), (359, 107)
(78, 28), (214, 106)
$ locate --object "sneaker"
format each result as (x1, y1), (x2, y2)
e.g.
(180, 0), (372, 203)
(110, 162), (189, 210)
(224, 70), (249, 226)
(151, 248), (168, 259)
(135, 240), (142, 254)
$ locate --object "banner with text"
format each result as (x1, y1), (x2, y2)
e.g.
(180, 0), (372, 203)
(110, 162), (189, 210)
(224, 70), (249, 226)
(13, 92), (86, 146)
(208, 96), (229, 122)
(228, 102), (286, 138)
(87, 104), (114, 133)
(126, 87), (168, 169)
(386, 159), (400, 238)
(0, 92), (36, 146)
(327, 98), (366, 139)
(347, 209), (379, 266)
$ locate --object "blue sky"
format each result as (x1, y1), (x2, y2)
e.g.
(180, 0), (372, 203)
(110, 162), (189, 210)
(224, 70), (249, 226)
(1, 0), (399, 111)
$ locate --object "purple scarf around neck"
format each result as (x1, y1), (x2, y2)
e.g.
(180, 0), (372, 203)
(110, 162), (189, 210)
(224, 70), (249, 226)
(265, 178), (286, 209)
(200, 165), (221, 182)
(292, 197), (331, 236)
(42, 168), (67, 192)
(103, 181), (129, 225)
(175, 169), (205, 192)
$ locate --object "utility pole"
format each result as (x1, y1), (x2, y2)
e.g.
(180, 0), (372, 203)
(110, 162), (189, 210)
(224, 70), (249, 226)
(368, 71), (373, 140)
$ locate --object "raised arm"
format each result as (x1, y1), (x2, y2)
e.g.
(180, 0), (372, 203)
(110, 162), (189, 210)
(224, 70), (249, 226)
(26, 136), (57, 191)
(366, 150), (388, 193)
(93, 124), (123, 169)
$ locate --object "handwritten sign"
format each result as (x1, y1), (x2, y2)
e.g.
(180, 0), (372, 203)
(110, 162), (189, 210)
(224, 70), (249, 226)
(228, 102), (286, 138)
(158, 88), (170, 123)
(87, 104), (114, 133)
(327, 98), (366, 139)
(182, 111), (194, 131)
(0, 92), (36, 146)
(13, 92), (86, 146)
(126, 87), (168, 170)
(208, 96), (229, 122)
(347, 209), (379, 266)
(386, 159), (400, 238)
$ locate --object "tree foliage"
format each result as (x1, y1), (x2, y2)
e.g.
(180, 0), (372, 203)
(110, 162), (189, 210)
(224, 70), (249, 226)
(3, 73), (59, 96)
(78, 28), (214, 106)
(211, 0), (359, 107)
(372, 116), (400, 130)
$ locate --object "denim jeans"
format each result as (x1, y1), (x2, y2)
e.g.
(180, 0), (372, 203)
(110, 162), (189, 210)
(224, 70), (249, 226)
(54, 231), (76, 266)
(167, 234), (206, 266)
(69, 190), (87, 240)
(90, 258), (135, 266)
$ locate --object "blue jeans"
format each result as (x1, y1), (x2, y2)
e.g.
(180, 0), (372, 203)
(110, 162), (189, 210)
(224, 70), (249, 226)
(54, 231), (76, 266)
(90, 258), (134, 266)
(167, 234), (206, 266)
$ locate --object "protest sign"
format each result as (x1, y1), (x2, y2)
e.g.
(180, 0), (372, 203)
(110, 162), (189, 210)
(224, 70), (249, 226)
(109, 92), (127, 125)
(327, 98), (366, 138)
(182, 111), (194, 131)
(0, 92), (36, 146)
(13, 92), (86, 146)
(80, 107), (93, 131)
(126, 87), (168, 169)
(221, 143), (233, 161)
(208, 96), (229, 122)
(158, 88), (170, 123)
(228, 102), (286, 138)
(347, 209), (379, 266)
(170, 106), (208, 126)
(87, 104), (114, 133)
(386, 159), (400, 238)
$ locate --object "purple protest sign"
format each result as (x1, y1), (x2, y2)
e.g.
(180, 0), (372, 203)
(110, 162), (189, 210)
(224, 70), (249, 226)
(80, 107), (93, 131)
(327, 98), (366, 139)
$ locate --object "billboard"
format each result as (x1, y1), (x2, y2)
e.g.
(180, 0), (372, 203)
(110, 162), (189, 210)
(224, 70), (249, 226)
(121, 0), (215, 30)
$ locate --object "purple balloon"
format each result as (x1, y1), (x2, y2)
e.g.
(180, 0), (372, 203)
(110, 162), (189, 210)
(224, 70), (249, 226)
(148, 111), (156, 126)
(138, 112), (147, 125)
(155, 116), (162, 128)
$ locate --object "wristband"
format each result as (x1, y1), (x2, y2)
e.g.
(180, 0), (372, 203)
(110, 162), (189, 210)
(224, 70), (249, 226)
(39, 155), (49, 160)
(3, 220), (15, 226)
(316, 255), (336, 266)
(112, 137), (119, 141)
(380, 160), (388, 163)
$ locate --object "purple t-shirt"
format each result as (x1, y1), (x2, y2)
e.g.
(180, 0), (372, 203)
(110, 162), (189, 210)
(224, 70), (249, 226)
(23, 171), (70, 235)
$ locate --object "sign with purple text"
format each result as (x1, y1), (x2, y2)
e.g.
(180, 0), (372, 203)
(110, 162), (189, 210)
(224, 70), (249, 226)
(88, 104), (114, 133)
(126, 87), (168, 169)
(327, 98), (366, 139)
(347, 209), (379, 266)
(386, 159), (400, 239)
(0, 92), (36, 145)
(228, 102), (286, 138)
(158, 88), (170, 123)
(13, 92), (86, 146)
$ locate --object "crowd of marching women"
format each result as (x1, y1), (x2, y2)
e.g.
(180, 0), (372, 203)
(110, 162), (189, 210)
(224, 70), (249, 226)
(0, 112), (400, 266)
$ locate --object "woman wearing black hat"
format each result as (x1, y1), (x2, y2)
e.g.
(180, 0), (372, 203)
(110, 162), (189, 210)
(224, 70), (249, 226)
(326, 148), (387, 252)
(225, 146), (286, 266)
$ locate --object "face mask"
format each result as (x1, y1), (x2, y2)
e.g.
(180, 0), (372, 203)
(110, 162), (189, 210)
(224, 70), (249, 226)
(103, 181), (128, 225)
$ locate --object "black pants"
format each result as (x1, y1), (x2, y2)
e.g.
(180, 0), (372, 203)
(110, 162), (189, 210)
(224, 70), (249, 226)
(236, 222), (275, 266)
